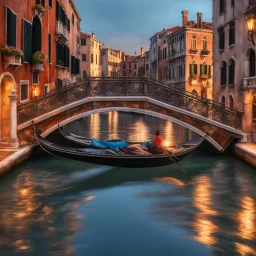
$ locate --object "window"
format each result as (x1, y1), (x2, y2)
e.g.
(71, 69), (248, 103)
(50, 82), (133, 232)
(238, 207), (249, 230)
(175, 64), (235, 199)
(82, 54), (86, 61)
(6, 7), (17, 47)
(129, 69), (132, 74)
(71, 56), (80, 75)
(44, 84), (49, 95)
(229, 95), (234, 109)
(129, 63), (131, 69)
(41, 0), (45, 7)
(202, 37), (207, 50)
(20, 81), (29, 102)
(219, 29), (225, 50)
(56, 42), (70, 67)
(32, 16), (42, 54)
(231, 0), (234, 7)
(91, 53), (93, 63)
(23, 19), (32, 62)
(200, 62), (208, 75)
(49, 0), (52, 8)
(48, 33), (51, 64)
(249, 50), (255, 77)
(229, 22), (235, 46)
(32, 72), (39, 85)
(219, 0), (225, 14)
(221, 96), (226, 107)
(36, 0), (40, 4)
(190, 61), (198, 76)
(228, 59), (235, 85)
(72, 13), (74, 25)
(191, 36), (197, 50)
(81, 38), (86, 46)
(221, 61), (227, 85)
(134, 64), (137, 69)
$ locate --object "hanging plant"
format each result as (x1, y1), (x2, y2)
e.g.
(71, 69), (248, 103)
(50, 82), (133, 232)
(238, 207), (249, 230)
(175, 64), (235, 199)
(32, 51), (47, 64)
(1, 45), (23, 58)
(35, 4), (46, 16)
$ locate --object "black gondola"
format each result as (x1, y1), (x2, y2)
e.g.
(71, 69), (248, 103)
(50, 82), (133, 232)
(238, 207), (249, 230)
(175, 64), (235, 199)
(34, 128), (204, 168)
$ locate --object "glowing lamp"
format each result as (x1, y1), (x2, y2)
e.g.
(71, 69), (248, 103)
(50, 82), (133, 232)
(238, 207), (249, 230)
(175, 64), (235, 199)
(33, 86), (39, 99)
(247, 17), (256, 46)
(164, 141), (170, 147)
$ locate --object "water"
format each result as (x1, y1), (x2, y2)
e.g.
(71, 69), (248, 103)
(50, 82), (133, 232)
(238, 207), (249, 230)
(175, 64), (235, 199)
(0, 112), (256, 256)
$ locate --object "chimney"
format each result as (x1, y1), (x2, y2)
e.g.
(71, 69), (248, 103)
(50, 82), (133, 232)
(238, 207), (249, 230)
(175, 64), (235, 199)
(182, 10), (188, 27)
(197, 12), (202, 28)
(92, 31), (95, 38)
(140, 47), (144, 56)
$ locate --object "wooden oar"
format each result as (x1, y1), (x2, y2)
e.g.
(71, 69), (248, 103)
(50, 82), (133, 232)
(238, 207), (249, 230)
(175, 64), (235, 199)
(163, 147), (193, 181)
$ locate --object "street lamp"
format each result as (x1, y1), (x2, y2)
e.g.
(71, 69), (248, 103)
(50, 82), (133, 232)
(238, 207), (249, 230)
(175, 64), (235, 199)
(247, 17), (256, 46)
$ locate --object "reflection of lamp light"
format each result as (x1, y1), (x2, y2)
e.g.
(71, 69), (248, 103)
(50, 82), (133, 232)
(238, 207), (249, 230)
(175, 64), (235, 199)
(33, 85), (38, 99)
(164, 141), (170, 147)
(247, 17), (256, 46)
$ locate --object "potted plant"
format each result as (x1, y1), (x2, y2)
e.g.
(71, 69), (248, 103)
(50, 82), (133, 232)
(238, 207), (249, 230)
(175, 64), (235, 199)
(31, 51), (47, 71)
(14, 49), (23, 63)
(34, 4), (45, 17)
(200, 74), (208, 80)
(1, 45), (16, 62)
(191, 74), (198, 80)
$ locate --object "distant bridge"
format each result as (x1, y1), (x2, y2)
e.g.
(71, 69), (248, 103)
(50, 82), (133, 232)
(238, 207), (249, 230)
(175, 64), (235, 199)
(17, 77), (245, 152)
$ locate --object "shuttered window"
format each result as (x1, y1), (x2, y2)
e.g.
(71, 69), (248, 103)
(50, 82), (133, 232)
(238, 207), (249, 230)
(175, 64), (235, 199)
(6, 7), (17, 47)
(36, 0), (40, 4)
(219, 29), (225, 50)
(203, 38), (207, 51)
(56, 42), (70, 67)
(220, 0), (225, 14)
(191, 37), (196, 50)
(71, 56), (75, 74)
(41, 0), (45, 7)
(229, 22), (235, 46)
(71, 56), (80, 75)
(190, 63), (198, 76)
(48, 33), (51, 64)
(23, 19), (32, 62)
(220, 62), (227, 85)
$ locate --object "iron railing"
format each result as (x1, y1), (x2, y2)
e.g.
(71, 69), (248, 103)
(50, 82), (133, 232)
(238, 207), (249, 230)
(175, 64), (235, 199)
(17, 77), (243, 129)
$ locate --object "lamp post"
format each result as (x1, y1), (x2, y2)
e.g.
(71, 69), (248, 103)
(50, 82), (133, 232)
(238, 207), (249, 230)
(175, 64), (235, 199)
(247, 17), (256, 46)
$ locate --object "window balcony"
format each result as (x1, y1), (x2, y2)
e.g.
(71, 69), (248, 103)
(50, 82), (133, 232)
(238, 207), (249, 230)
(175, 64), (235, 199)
(201, 50), (210, 56)
(56, 21), (69, 42)
(32, 63), (44, 72)
(2, 55), (22, 70)
(190, 48), (198, 54)
(243, 76), (256, 89)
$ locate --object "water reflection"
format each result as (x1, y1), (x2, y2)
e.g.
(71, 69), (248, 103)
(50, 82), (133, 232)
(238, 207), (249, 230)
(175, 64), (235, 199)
(89, 113), (100, 139)
(108, 111), (118, 140)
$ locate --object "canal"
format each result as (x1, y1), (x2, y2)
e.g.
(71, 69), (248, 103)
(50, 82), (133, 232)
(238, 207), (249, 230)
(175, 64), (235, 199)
(0, 112), (256, 256)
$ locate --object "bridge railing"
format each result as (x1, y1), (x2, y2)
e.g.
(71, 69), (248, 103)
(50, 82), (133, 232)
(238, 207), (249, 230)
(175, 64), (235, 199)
(17, 77), (243, 129)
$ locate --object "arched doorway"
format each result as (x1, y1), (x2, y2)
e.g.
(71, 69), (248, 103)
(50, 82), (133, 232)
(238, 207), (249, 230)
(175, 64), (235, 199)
(32, 16), (42, 54)
(0, 74), (15, 142)
(83, 70), (87, 79)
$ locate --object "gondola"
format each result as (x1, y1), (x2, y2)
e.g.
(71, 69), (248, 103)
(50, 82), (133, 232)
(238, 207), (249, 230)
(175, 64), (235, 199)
(34, 127), (204, 168)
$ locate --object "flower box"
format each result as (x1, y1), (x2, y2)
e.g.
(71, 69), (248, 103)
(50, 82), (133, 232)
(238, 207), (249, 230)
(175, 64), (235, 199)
(32, 63), (44, 71)
(201, 50), (210, 55)
(200, 74), (209, 80)
(2, 55), (15, 63)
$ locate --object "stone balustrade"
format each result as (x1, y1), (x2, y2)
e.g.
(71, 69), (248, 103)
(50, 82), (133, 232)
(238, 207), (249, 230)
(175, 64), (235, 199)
(243, 76), (256, 88)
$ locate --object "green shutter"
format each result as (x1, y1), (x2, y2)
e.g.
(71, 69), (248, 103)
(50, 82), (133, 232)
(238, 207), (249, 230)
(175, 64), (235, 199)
(41, 0), (45, 7)
(23, 20), (28, 62)
(71, 56), (74, 74)
(200, 64), (202, 75)
(7, 8), (17, 47)
(208, 65), (211, 76)
(195, 64), (198, 75)
(36, 0), (40, 4)
(67, 48), (70, 68)
(56, 42), (59, 63)
(56, 1), (59, 20)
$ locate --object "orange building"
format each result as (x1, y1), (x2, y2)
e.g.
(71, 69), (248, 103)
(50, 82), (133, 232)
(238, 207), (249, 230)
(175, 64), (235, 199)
(0, 0), (81, 148)
(167, 11), (213, 99)
(121, 53), (137, 77)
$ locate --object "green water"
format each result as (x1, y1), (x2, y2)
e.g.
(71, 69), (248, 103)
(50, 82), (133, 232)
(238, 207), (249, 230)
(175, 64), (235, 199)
(0, 112), (255, 256)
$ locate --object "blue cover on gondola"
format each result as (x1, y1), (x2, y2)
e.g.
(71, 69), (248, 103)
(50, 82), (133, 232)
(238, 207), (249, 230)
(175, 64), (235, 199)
(90, 139), (129, 151)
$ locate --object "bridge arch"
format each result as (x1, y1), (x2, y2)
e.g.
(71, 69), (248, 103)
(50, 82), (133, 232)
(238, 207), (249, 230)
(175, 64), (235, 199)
(41, 107), (225, 152)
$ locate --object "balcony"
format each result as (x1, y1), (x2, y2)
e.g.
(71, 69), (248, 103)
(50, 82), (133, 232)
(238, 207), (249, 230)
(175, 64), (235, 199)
(201, 50), (210, 56)
(56, 21), (69, 43)
(2, 55), (22, 70)
(32, 63), (44, 72)
(243, 76), (256, 89)
(190, 48), (198, 54)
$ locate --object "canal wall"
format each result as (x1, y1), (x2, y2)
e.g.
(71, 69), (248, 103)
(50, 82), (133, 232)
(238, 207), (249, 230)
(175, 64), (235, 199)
(0, 146), (34, 175)
(234, 143), (256, 167)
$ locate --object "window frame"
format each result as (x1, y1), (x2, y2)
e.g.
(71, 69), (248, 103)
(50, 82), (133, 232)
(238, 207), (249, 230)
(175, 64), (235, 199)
(20, 80), (29, 103)
(5, 6), (17, 47)
(32, 72), (40, 85)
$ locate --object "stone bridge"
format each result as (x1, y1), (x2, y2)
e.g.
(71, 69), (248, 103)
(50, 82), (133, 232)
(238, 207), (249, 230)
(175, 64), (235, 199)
(17, 77), (246, 152)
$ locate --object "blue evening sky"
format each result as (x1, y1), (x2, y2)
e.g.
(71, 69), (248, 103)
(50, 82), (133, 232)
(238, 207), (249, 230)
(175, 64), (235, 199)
(74, 0), (212, 55)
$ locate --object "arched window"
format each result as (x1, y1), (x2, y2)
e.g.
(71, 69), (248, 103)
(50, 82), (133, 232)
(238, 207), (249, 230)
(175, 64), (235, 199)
(192, 90), (198, 97)
(220, 61), (227, 85)
(202, 37), (207, 51)
(253, 96), (256, 124)
(221, 96), (225, 107)
(249, 50), (256, 77)
(32, 16), (42, 54)
(229, 95), (234, 109)
(191, 36), (197, 50)
(228, 58), (235, 85)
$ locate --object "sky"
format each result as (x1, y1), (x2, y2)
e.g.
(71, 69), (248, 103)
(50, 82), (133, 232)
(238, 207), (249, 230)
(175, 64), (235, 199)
(74, 0), (212, 55)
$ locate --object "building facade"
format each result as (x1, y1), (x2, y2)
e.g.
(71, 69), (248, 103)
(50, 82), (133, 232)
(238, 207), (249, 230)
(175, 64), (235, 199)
(213, 0), (256, 140)
(0, 0), (81, 148)
(137, 48), (150, 78)
(167, 11), (213, 99)
(101, 46), (122, 77)
(80, 32), (101, 78)
(149, 26), (180, 81)
(121, 53), (137, 77)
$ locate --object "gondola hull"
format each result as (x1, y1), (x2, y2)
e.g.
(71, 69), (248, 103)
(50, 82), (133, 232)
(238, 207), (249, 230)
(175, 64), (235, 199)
(35, 130), (200, 168)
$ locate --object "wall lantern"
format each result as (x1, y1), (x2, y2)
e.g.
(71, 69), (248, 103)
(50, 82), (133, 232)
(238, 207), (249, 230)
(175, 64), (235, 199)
(247, 17), (256, 46)
(33, 85), (39, 99)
